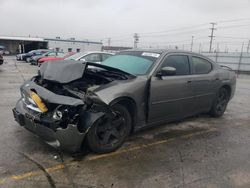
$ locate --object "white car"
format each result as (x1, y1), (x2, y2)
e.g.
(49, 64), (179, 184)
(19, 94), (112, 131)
(64, 51), (113, 63)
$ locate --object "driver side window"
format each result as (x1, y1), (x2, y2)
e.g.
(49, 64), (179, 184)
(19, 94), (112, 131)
(161, 55), (190, 75)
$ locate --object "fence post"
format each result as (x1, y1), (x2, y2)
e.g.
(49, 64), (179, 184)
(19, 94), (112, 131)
(215, 51), (218, 63)
(237, 42), (244, 77)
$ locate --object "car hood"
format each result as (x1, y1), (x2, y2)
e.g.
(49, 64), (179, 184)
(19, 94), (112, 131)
(39, 60), (135, 84)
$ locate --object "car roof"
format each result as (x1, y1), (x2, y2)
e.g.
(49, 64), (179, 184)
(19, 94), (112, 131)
(84, 51), (113, 54)
(121, 48), (208, 57)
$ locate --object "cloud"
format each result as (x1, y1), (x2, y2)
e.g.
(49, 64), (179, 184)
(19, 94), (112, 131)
(0, 0), (249, 51)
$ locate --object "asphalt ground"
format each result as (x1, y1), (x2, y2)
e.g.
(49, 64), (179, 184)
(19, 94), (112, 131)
(0, 56), (250, 188)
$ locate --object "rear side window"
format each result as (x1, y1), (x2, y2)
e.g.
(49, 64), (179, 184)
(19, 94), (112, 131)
(83, 53), (101, 63)
(102, 54), (112, 61)
(161, 55), (190, 75)
(192, 57), (212, 74)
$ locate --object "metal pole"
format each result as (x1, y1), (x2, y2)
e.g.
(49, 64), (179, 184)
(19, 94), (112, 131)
(199, 43), (201, 53)
(108, 38), (111, 46)
(247, 40), (250, 53)
(133, 33), (139, 48)
(209, 23), (217, 53)
(190, 36), (194, 52)
(237, 42), (244, 77)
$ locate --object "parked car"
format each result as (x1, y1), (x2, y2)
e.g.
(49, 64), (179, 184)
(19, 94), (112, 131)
(64, 51), (113, 63)
(0, 45), (9, 55)
(37, 52), (73, 66)
(0, 54), (3, 65)
(30, 51), (65, 65)
(29, 51), (52, 65)
(13, 49), (236, 153)
(16, 49), (50, 61)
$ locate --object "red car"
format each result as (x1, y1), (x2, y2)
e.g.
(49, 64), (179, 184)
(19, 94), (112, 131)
(38, 52), (75, 66)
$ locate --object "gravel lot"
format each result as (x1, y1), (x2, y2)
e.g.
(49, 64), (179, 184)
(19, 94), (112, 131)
(0, 56), (250, 188)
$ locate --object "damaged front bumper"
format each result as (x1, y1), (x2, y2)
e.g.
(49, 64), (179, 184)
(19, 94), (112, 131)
(12, 80), (105, 153)
(13, 99), (86, 152)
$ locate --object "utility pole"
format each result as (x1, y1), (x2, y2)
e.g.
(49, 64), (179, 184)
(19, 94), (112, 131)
(216, 43), (220, 53)
(108, 38), (111, 46)
(247, 40), (250, 53)
(190, 36), (194, 52)
(133, 33), (139, 48)
(209, 22), (217, 53)
(199, 43), (202, 53)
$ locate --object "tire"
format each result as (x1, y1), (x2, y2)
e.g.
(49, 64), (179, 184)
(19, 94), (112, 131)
(86, 104), (132, 153)
(26, 58), (31, 63)
(209, 87), (229, 117)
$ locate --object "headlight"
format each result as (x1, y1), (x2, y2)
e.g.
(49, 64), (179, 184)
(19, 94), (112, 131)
(30, 91), (48, 113)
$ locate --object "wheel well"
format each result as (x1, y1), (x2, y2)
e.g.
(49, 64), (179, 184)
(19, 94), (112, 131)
(222, 85), (231, 97)
(111, 97), (137, 133)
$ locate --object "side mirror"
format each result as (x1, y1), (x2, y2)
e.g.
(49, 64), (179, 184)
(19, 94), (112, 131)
(157, 66), (176, 77)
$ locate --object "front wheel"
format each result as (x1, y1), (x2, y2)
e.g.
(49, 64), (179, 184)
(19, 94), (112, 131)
(86, 104), (132, 153)
(209, 87), (229, 117)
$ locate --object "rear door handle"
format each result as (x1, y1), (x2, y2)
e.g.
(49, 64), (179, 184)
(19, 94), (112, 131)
(187, 80), (192, 83)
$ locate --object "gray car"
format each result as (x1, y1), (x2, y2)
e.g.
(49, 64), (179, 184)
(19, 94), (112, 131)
(13, 49), (236, 153)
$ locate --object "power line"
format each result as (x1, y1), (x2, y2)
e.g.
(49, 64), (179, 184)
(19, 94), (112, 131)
(138, 23), (208, 35)
(218, 24), (250, 29)
(216, 36), (249, 40)
(209, 22), (217, 53)
(218, 17), (250, 23)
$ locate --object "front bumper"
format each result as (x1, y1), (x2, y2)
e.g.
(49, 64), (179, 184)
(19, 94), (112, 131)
(13, 99), (86, 152)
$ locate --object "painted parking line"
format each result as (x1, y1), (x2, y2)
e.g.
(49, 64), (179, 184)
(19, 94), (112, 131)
(0, 128), (218, 185)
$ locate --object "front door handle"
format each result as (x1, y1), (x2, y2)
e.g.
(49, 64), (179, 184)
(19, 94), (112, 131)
(187, 80), (192, 83)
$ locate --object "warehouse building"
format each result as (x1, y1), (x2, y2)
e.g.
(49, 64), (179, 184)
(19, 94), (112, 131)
(0, 36), (102, 54)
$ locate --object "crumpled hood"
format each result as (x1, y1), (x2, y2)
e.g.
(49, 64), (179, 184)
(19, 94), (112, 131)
(39, 60), (135, 84)
(39, 60), (87, 84)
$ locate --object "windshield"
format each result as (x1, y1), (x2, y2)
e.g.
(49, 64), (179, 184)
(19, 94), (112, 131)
(101, 51), (160, 75)
(65, 52), (87, 60)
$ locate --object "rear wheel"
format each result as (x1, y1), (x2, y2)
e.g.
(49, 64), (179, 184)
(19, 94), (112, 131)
(210, 87), (229, 117)
(86, 104), (132, 153)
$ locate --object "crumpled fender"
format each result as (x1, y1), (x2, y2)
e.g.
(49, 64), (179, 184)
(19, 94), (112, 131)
(78, 111), (105, 133)
(78, 92), (114, 133)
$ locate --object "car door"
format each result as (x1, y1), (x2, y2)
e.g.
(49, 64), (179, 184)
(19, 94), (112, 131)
(148, 54), (194, 123)
(189, 56), (220, 113)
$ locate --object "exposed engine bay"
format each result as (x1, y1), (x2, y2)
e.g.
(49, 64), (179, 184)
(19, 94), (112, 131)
(36, 60), (132, 99)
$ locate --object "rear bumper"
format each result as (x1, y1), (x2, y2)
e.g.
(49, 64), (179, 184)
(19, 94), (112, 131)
(13, 99), (86, 152)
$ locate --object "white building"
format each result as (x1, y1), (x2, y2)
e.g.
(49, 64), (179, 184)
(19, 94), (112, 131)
(45, 37), (102, 53)
(0, 36), (102, 54)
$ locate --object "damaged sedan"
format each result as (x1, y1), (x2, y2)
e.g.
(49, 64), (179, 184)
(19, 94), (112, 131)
(13, 49), (236, 153)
